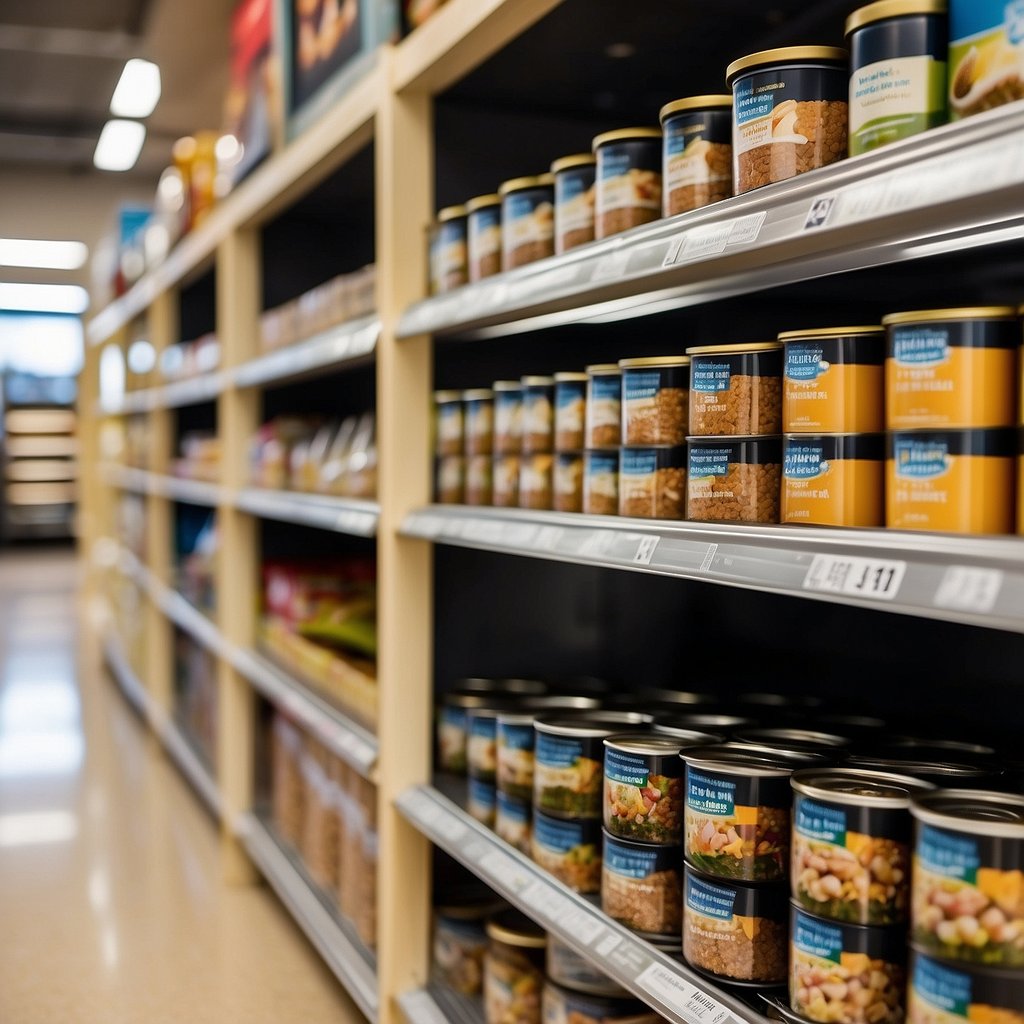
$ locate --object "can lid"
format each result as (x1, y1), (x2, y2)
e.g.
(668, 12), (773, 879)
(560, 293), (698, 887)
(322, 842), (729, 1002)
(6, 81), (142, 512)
(492, 380), (522, 392)
(434, 389), (462, 402)
(604, 733), (691, 756)
(498, 174), (555, 195)
(486, 909), (547, 948)
(521, 375), (555, 387)
(846, 753), (997, 781)
(592, 127), (663, 151)
(496, 696), (601, 725)
(659, 95), (734, 121)
(736, 727), (850, 750)
(442, 690), (496, 709)
(686, 342), (783, 355)
(585, 363), (621, 374)
(792, 768), (935, 807)
(726, 46), (849, 84)
(618, 355), (690, 368)
(846, 0), (947, 36)
(882, 306), (1018, 325)
(461, 388), (493, 401)
(892, 735), (996, 759)
(437, 204), (467, 222)
(551, 153), (596, 174)
(466, 193), (501, 212)
(654, 712), (753, 732)
(778, 326), (883, 341)
(535, 711), (652, 737)
(554, 371), (588, 382)
(681, 742), (827, 774)
(912, 789), (1024, 836)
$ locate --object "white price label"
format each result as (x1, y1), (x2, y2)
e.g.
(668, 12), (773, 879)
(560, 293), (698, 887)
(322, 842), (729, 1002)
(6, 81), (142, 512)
(727, 211), (766, 245)
(633, 536), (660, 565)
(663, 213), (767, 268)
(699, 544), (718, 573)
(933, 566), (1004, 614)
(803, 554), (906, 601)
(636, 964), (732, 1024)
(595, 932), (622, 958)
(519, 879), (553, 915)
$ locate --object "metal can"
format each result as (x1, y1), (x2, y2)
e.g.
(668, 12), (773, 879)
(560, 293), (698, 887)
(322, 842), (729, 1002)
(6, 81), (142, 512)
(619, 446), (687, 520)
(463, 388), (494, 457)
(601, 830), (683, 935)
(435, 204), (468, 292)
(551, 154), (596, 254)
(520, 452), (554, 510)
(687, 435), (783, 524)
(735, 728), (850, 752)
(466, 193), (502, 283)
(620, 356), (690, 446)
(554, 372), (588, 452)
(586, 364), (622, 449)
(546, 934), (627, 997)
(499, 174), (555, 271)
(434, 389), (464, 457)
(908, 950), (1024, 1024)
(592, 128), (663, 239)
(688, 342), (784, 436)
(603, 734), (687, 844)
(583, 449), (620, 516)
(659, 95), (733, 216)
(783, 433), (885, 527)
(949, 0), (1024, 120)
(553, 451), (583, 513)
(531, 811), (602, 894)
(493, 380), (523, 456)
(521, 376), (555, 454)
(484, 910), (546, 1024)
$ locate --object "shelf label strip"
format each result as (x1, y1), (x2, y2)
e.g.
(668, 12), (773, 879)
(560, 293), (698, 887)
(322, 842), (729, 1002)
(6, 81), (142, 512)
(802, 553), (906, 601)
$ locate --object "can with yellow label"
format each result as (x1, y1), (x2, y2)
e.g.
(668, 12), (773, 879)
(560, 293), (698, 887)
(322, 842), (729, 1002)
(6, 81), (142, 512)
(886, 428), (1016, 534)
(883, 308), (1018, 429)
(783, 433), (884, 527)
(781, 326), (884, 433)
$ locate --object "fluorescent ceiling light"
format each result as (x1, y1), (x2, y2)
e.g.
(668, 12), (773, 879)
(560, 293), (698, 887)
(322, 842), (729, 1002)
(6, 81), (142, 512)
(94, 119), (146, 172)
(0, 282), (89, 314)
(0, 238), (88, 270)
(110, 59), (161, 118)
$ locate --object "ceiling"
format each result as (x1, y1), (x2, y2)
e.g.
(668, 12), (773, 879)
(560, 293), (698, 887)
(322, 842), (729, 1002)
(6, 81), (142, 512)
(0, 0), (236, 181)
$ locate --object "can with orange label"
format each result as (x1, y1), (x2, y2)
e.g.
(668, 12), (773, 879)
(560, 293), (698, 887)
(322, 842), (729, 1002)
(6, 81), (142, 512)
(886, 428), (1016, 534)
(783, 433), (884, 527)
(883, 308), (1018, 429)
(781, 326), (884, 433)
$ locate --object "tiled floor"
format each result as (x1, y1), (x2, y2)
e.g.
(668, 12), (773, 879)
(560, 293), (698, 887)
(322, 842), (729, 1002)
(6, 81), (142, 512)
(0, 548), (365, 1023)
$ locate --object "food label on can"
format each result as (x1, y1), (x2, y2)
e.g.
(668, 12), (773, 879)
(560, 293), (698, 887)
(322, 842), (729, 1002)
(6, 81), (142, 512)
(918, 824), (980, 882)
(950, 1), (1024, 121)
(786, 343), (829, 382)
(536, 732), (584, 769)
(469, 206), (501, 260)
(605, 748), (650, 788)
(605, 840), (660, 880)
(438, 405), (462, 442)
(466, 402), (493, 441)
(894, 437), (950, 479)
(499, 722), (535, 752)
(438, 221), (467, 280)
(688, 769), (737, 816)
(692, 359), (733, 393)
(587, 452), (619, 477)
(556, 382), (586, 432)
(523, 393), (552, 435)
(505, 192), (554, 251)
(850, 56), (947, 155)
(893, 327), (950, 367)
(598, 146), (662, 213)
(496, 790), (531, 824)
(555, 170), (595, 235)
(796, 798), (847, 843)
(689, 447), (731, 479)
(793, 912), (843, 964)
(912, 956), (971, 1015)
(686, 872), (737, 921)
(534, 813), (585, 853)
(624, 371), (662, 403)
(621, 449), (658, 479)
(665, 120), (731, 191)
(785, 443), (828, 480)
(468, 777), (496, 817)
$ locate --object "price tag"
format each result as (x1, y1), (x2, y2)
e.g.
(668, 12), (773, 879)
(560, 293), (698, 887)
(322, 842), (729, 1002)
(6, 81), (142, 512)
(594, 932), (622, 958)
(699, 544), (718, 573)
(803, 554), (906, 601)
(727, 211), (766, 245)
(680, 222), (733, 261)
(933, 566), (1004, 614)
(633, 536), (660, 566)
(636, 964), (732, 1024)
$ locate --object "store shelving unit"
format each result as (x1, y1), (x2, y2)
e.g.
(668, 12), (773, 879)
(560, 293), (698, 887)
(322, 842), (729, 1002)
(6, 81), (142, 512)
(79, 3), (1024, 1024)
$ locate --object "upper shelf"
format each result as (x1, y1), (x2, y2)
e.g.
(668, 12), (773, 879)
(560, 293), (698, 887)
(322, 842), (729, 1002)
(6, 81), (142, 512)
(399, 103), (1024, 340)
(402, 505), (1024, 634)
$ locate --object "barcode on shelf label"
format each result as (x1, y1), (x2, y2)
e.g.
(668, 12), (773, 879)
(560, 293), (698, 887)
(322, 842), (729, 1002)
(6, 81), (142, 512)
(663, 213), (767, 268)
(933, 566), (1004, 614)
(636, 964), (732, 1024)
(803, 554), (906, 601)
(633, 536), (660, 565)
(728, 211), (766, 245)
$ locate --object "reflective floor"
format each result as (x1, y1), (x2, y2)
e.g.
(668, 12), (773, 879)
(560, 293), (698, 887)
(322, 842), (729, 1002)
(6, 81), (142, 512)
(0, 548), (365, 1023)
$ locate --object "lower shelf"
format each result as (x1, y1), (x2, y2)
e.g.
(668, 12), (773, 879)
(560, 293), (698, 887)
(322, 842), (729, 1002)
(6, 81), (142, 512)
(399, 984), (483, 1024)
(396, 782), (771, 1024)
(238, 812), (379, 1022)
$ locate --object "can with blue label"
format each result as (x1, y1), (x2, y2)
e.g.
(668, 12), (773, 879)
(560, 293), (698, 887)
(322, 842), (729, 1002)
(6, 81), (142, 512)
(531, 810), (602, 893)
(601, 830), (682, 935)
(583, 448), (620, 516)
(790, 903), (907, 1024)
(659, 95), (734, 216)
(434, 204), (468, 292)
(911, 789), (1024, 968)
(683, 863), (789, 983)
(886, 428), (1016, 533)
(466, 193), (502, 283)
(604, 734), (687, 845)
(782, 433), (885, 527)
(687, 435), (782, 523)
(499, 174), (555, 271)
(619, 445), (687, 520)
(551, 153), (596, 254)
(908, 950), (1024, 1024)
(592, 128), (663, 239)
(554, 372), (588, 452)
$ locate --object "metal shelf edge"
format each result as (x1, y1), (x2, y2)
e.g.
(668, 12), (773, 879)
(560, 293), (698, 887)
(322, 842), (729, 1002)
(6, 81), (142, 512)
(235, 488), (380, 536)
(396, 784), (769, 1024)
(238, 812), (379, 1021)
(229, 645), (378, 778)
(401, 506), (1024, 633)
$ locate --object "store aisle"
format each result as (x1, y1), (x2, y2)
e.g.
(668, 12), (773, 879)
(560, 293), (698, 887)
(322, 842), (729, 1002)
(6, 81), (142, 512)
(0, 549), (365, 1024)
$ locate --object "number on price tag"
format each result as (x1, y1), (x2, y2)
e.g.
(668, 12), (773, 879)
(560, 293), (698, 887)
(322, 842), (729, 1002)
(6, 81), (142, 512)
(633, 536), (660, 566)
(637, 964), (732, 1024)
(803, 554), (906, 601)
(934, 566), (1004, 614)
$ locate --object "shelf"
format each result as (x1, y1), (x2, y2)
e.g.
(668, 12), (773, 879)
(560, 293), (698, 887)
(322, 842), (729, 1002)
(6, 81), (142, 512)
(235, 488), (379, 536)
(233, 316), (379, 389)
(87, 63), (381, 347)
(396, 783), (766, 1024)
(402, 505), (1024, 633)
(238, 812), (378, 1022)
(398, 103), (1024, 341)
(103, 627), (223, 820)
(101, 370), (229, 415)
(399, 986), (482, 1024)
(102, 464), (224, 506)
(228, 645), (378, 779)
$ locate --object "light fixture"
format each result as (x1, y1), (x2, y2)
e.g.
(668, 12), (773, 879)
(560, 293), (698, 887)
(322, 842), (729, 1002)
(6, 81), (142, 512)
(0, 282), (89, 315)
(0, 238), (88, 270)
(110, 59), (161, 118)
(94, 119), (146, 172)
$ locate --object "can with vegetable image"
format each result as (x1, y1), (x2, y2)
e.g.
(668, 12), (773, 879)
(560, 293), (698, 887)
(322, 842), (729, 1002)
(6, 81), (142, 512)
(531, 810), (602, 894)
(791, 768), (935, 925)
(534, 713), (652, 820)
(682, 743), (826, 882)
(603, 734), (686, 845)
(495, 789), (532, 854)
(911, 789), (1024, 968)
(908, 949), (1024, 1024)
